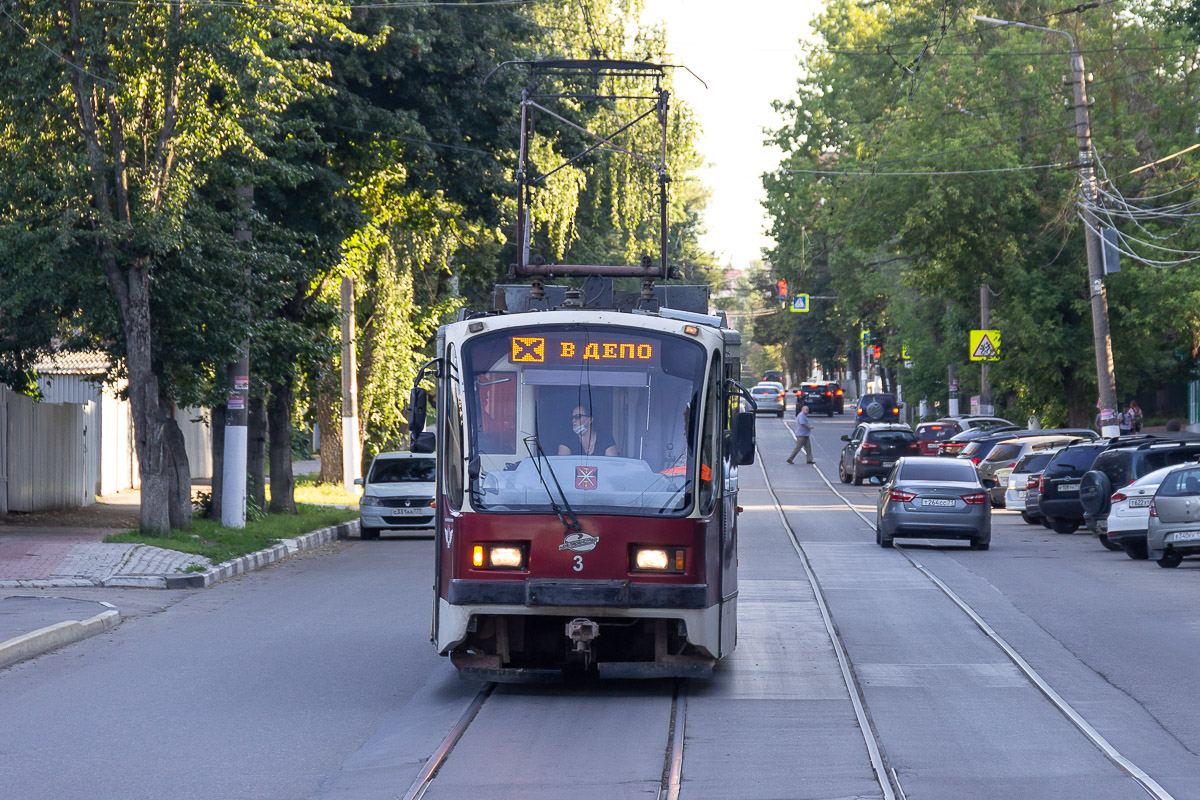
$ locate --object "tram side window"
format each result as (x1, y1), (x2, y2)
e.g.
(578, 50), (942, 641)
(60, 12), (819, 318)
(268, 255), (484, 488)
(444, 350), (465, 509)
(475, 372), (516, 454)
(699, 355), (720, 515)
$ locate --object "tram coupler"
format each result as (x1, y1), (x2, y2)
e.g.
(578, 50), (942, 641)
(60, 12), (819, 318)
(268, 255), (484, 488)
(565, 617), (600, 666)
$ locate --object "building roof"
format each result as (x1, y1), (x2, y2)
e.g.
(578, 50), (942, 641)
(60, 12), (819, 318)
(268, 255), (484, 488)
(32, 350), (111, 375)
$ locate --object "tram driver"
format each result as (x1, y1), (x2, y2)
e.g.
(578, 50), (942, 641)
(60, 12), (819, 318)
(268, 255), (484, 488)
(558, 403), (618, 457)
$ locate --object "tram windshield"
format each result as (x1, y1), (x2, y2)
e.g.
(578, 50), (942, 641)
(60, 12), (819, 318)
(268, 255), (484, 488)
(461, 325), (710, 517)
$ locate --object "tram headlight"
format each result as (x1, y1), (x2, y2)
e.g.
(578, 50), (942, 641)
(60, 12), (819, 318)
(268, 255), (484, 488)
(472, 543), (528, 570)
(632, 546), (685, 573)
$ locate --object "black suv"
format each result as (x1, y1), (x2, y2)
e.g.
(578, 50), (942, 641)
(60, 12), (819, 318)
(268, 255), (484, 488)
(855, 393), (900, 422)
(797, 382), (835, 416)
(1079, 436), (1200, 551)
(827, 382), (845, 414)
(838, 422), (918, 484)
(1040, 436), (1174, 534)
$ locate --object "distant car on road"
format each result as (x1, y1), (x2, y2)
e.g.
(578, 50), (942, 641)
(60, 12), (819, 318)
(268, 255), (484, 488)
(750, 383), (786, 417)
(875, 457), (991, 550)
(796, 382), (835, 416)
(827, 382), (845, 414)
(762, 369), (784, 384)
(855, 393), (900, 422)
(356, 451), (436, 539)
(839, 422), (918, 485)
(1147, 463), (1200, 568)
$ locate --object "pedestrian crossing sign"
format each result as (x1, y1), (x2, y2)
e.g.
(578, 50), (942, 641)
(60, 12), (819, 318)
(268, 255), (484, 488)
(969, 330), (1000, 362)
(790, 294), (810, 312)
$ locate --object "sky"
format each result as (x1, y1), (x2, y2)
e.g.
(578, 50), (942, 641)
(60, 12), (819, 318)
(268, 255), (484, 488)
(642, 0), (825, 270)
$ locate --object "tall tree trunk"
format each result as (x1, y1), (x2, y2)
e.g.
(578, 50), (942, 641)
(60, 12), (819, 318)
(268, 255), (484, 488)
(248, 393), (267, 512)
(268, 376), (296, 514)
(117, 266), (171, 534)
(317, 390), (342, 485)
(209, 404), (225, 521)
(163, 409), (192, 530)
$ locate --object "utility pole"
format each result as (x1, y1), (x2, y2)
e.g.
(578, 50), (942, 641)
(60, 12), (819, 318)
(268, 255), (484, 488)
(980, 284), (992, 415)
(974, 15), (1119, 436)
(222, 184), (253, 529)
(948, 364), (959, 416)
(340, 276), (361, 493)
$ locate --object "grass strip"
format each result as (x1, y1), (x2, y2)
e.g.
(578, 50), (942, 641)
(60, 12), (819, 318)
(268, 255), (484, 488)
(104, 504), (358, 564)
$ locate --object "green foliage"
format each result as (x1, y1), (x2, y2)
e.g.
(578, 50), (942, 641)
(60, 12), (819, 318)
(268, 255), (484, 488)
(764, 0), (1200, 423)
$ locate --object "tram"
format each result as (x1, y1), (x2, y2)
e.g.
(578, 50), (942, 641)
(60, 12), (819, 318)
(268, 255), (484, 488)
(408, 283), (755, 680)
(406, 58), (754, 680)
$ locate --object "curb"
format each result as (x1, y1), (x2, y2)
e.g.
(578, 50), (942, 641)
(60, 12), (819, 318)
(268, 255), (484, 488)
(0, 604), (120, 671)
(163, 520), (359, 589)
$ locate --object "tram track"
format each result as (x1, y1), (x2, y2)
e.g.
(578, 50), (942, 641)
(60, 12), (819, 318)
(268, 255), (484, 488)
(401, 679), (688, 800)
(764, 418), (1176, 800)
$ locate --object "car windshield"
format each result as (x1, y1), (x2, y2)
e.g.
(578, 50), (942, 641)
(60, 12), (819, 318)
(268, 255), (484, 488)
(1044, 446), (1103, 477)
(985, 444), (1023, 463)
(901, 462), (978, 482)
(369, 458), (435, 483)
(868, 430), (915, 444)
(917, 424), (959, 441)
(462, 325), (709, 517)
(1014, 452), (1055, 473)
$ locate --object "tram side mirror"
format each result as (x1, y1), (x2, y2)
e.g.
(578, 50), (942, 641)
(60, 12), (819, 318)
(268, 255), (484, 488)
(409, 387), (428, 449)
(412, 432), (436, 454)
(734, 411), (756, 466)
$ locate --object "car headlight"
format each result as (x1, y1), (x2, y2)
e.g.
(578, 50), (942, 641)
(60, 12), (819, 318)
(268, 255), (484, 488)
(360, 495), (381, 507)
(472, 543), (528, 570)
(631, 546), (685, 573)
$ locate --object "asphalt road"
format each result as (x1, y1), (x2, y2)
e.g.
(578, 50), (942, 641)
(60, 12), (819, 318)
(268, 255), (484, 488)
(2, 414), (1200, 799)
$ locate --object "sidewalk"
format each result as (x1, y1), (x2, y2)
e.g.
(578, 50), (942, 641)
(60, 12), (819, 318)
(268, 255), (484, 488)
(1, 479), (356, 671)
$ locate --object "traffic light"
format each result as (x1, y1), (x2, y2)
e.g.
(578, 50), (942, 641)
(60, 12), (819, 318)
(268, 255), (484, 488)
(872, 345), (882, 360)
(776, 279), (788, 299)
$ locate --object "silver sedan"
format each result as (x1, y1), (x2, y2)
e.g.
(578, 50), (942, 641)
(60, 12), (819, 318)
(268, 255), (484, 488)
(876, 457), (991, 550)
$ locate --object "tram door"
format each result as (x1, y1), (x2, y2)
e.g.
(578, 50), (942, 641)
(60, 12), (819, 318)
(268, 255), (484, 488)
(718, 353), (740, 655)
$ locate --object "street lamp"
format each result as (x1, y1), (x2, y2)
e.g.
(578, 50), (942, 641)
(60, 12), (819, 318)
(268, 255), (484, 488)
(972, 15), (1120, 437)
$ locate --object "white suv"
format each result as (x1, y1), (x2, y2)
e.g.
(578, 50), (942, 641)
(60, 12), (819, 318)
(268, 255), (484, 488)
(355, 452), (436, 539)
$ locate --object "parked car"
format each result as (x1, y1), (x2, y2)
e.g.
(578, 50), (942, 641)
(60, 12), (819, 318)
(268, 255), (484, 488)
(355, 451), (437, 539)
(855, 393), (900, 422)
(875, 457), (991, 549)
(839, 422), (918, 485)
(937, 425), (1021, 457)
(978, 435), (1086, 506)
(1037, 441), (1113, 533)
(1147, 463), (1200, 568)
(827, 382), (845, 414)
(750, 383), (786, 417)
(916, 420), (962, 456)
(1023, 468), (1049, 527)
(1005, 450), (1062, 523)
(1103, 464), (1193, 560)
(1077, 436), (1200, 540)
(795, 382), (835, 416)
(955, 428), (1097, 466)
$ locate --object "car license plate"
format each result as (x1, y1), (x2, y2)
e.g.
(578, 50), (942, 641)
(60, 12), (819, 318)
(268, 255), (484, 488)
(1059, 483), (1080, 493)
(1016, 490), (1026, 500)
(392, 507), (428, 516)
(1129, 498), (1152, 508)
(921, 498), (956, 507)
(1169, 530), (1200, 543)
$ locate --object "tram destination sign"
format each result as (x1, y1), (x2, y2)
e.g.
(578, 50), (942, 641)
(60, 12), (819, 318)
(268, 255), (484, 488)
(510, 334), (660, 366)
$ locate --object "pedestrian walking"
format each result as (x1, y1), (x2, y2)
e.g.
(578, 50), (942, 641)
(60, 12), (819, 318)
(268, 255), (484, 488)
(787, 405), (814, 464)
(1118, 405), (1133, 436)
(1128, 399), (1144, 433)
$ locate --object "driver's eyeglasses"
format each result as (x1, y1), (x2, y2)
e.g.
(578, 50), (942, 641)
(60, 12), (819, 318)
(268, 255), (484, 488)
(571, 414), (589, 420)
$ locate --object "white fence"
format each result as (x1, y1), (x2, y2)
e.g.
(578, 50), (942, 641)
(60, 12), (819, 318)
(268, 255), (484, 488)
(1, 385), (93, 513)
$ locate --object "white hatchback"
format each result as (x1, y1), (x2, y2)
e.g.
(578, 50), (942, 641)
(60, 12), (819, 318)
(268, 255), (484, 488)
(1106, 463), (1196, 560)
(355, 452), (436, 539)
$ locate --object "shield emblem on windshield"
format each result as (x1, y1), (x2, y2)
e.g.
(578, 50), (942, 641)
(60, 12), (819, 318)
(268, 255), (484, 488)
(575, 466), (598, 490)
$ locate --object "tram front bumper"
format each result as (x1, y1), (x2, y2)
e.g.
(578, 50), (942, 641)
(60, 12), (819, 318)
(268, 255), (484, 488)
(447, 578), (708, 608)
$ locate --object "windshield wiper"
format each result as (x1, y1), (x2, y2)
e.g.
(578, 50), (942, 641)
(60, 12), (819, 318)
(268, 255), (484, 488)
(523, 435), (582, 534)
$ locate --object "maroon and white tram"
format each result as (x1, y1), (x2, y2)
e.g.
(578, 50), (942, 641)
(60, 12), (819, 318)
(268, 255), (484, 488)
(408, 290), (757, 680)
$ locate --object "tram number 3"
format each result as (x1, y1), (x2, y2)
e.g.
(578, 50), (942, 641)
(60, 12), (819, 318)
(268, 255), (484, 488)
(572, 555), (583, 572)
